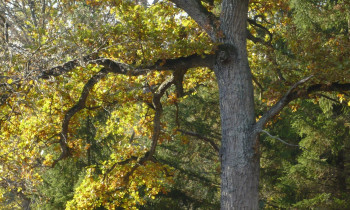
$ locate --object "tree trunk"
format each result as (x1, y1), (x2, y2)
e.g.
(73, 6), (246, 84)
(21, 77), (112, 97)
(214, 0), (260, 209)
(19, 192), (31, 210)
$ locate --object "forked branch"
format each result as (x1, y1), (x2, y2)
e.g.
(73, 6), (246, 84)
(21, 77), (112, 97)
(44, 53), (213, 167)
(254, 75), (314, 133)
(169, 0), (219, 41)
(255, 75), (350, 134)
(119, 76), (176, 183)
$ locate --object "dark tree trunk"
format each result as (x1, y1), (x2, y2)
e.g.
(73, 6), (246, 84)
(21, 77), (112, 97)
(19, 192), (31, 210)
(214, 0), (259, 209)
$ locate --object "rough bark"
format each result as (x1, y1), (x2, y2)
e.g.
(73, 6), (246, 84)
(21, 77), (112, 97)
(214, 0), (259, 209)
(170, 0), (259, 208)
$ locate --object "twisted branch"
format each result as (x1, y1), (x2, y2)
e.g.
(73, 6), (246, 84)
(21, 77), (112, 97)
(52, 68), (109, 166)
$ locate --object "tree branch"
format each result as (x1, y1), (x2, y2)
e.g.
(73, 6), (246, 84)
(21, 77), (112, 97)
(122, 75), (175, 183)
(251, 74), (263, 92)
(52, 61), (179, 176)
(150, 53), (215, 72)
(247, 30), (272, 47)
(254, 75), (314, 133)
(261, 130), (308, 151)
(315, 94), (341, 104)
(177, 129), (219, 153)
(51, 68), (109, 167)
(247, 18), (273, 46)
(37, 53), (213, 167)
(0, 53), (214, 101)
(103, 156), (138, 181)
(255, 75), (350, 134)
(39, 54), (99, 78)
(39, 53), (215, 78)
(169, 0), (219, 41)
(305, 83), (350, 95)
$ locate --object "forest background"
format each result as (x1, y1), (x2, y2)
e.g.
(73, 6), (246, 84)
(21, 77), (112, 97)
(0, 0), (349, 209)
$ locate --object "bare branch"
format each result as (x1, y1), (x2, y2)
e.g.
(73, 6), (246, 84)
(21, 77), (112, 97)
(28, 0), (38, 27)
(261, 130), (308, 151)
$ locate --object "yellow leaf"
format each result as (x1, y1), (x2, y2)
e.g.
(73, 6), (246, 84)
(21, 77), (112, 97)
(7, 78), (13, 84)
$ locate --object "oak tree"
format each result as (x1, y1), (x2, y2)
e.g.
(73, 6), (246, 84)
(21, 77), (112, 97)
(1, 0), (350, 209)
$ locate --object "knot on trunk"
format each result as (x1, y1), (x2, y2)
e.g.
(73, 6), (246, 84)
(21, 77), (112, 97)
(216, 44), (237, 64)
